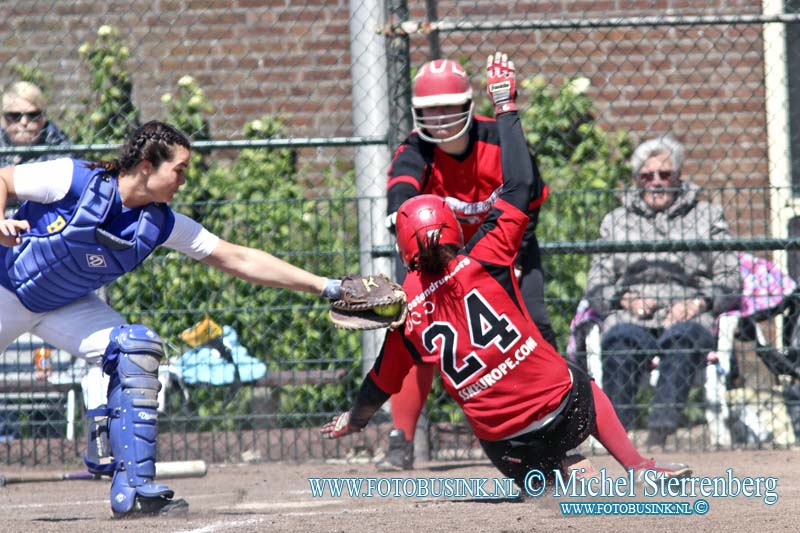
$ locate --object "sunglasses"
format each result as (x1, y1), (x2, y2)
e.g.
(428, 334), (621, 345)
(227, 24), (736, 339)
(638, 170), (674, 182)
(3, 111), (43, 123)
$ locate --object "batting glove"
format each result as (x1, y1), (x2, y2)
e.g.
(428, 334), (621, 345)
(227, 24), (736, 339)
(487, 51), (517, 115)
(321, 411), (360, 439)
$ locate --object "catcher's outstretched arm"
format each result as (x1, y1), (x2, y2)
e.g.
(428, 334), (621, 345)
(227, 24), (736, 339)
(202, 239), (329, 296)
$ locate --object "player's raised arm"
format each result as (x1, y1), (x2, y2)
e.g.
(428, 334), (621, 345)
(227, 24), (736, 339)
(486, 51), (534, 212)
(463, 52), (534, 263)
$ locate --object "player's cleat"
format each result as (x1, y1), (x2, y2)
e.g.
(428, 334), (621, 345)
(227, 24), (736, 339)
(113, 494), (189, 518)
(632, 459), (692, 484)
(375, 428), (414, 471)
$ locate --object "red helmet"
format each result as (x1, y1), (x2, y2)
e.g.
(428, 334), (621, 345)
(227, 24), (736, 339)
(395, 194), (464, 270)
(412, 59), (474, 144)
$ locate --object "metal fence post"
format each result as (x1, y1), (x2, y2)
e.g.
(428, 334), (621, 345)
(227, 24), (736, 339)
(349, 0), (394, 377)
(385, 0), (414, 153)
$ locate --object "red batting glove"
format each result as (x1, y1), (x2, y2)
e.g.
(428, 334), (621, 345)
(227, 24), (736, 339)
(321, 411), (360, 439)
(487, 51), (517, 115)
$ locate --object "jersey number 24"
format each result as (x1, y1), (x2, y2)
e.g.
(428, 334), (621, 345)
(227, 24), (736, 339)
(422, 289), (521, 388)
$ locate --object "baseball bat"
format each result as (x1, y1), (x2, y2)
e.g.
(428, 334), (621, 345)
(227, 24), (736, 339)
(0, 459), (207, 487)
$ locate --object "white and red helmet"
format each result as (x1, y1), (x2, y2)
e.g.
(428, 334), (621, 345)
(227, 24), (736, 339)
(411, 59), (474, 144)
(395, 194), (464, 270)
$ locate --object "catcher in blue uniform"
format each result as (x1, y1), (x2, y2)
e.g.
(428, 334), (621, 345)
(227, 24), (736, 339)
(0, 121), (402, 517)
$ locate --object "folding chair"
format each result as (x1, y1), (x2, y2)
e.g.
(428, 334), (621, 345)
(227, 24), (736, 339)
(566, 252), (799, 447)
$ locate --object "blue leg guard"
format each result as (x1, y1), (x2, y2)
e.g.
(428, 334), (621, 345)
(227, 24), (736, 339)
(103, 325), (184, 516)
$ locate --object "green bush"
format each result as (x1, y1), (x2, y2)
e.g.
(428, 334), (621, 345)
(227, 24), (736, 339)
(66, 25), (139, 147)
(59, 25), (362, 429)
(519, 75), (631, 339)
(6, 61), (54, 94)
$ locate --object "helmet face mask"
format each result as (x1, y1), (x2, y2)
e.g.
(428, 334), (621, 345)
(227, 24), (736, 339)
(395, 195), (464, 271)
(412, 59), (474, 144)
(412, 103), (474, 144)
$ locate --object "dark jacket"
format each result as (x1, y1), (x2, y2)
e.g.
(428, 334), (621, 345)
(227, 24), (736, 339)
(0, 121), (73, 167)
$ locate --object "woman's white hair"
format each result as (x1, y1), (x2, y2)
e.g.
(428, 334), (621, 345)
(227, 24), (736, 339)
(630, 135), (685, 179)
(2, 81), (47, 112)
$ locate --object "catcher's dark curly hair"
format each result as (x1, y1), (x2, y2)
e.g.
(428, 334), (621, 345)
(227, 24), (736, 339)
(87, 121), (191, 173)
(413, 226), (459, 274)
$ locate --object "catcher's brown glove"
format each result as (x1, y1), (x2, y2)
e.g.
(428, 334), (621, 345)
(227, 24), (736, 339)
(330, 274), (407, 330)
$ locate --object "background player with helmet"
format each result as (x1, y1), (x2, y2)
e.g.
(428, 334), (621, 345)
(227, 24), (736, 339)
(0, 121), (353, 517)
(380, 53), (557, 470)
(323, 52), (691, 489)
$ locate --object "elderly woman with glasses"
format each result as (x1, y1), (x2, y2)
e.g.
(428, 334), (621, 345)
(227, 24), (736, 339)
(0, 81), (72, 167)
(584, 135), (741, 447)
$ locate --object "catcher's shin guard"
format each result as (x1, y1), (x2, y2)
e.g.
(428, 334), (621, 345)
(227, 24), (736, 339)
(103, 325), (179, 516)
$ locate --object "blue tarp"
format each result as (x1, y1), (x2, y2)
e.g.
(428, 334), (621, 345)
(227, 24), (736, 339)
(175, 325), (267, 386)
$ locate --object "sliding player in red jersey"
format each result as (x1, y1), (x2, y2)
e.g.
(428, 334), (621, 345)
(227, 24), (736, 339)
(381, 53), (556, 470)
(323, 52), (691, 489)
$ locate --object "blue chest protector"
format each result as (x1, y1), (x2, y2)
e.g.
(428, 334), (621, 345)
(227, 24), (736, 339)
(4, 168), (167, 312)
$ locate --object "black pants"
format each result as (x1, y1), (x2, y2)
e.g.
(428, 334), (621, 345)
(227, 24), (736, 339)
(517, 251), (557, 350)
(601, 321), (714, 430)
(479, 364), (595, 490)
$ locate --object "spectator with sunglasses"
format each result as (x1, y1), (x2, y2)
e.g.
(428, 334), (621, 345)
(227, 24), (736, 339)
(584, 135), (740, 447)
(0, 81), (72, 168)
(0, 82), (73, 442)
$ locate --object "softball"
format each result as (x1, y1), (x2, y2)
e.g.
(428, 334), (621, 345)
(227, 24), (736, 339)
(374, 302), (402, 317)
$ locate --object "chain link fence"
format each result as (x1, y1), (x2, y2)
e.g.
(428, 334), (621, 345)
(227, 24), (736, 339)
(2, 1), (800, 466)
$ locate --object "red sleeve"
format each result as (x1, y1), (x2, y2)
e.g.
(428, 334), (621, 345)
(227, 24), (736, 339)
(529, 183), (549, 211)
(387, 143), (423, 188)
(466, 197), (530, 266)
(368, 329), (417, 395)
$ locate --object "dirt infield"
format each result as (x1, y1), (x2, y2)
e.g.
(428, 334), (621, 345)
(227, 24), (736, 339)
(1, 449), (798, 532)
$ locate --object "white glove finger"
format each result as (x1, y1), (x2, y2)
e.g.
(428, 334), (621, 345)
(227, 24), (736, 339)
(385, 211), (397, 232)
(508, 60), (515, 76)
(489, 59), (498, 78)
(334, 411), (351, 432)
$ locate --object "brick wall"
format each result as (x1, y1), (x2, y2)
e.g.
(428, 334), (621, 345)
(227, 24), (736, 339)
(0, 1), (774, 197)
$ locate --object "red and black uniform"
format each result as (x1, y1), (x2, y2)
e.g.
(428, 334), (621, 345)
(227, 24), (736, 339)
(387, 115), (556, 347)
(352, 112), (605, 486)
(346, 112), (654, 487)
(384, 114), (557, 448)
(377, 199), (572, 441)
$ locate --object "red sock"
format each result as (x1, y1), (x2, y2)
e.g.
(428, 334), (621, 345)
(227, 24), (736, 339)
(590, 381), (647, 469)
(390, 363), (435, 440)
